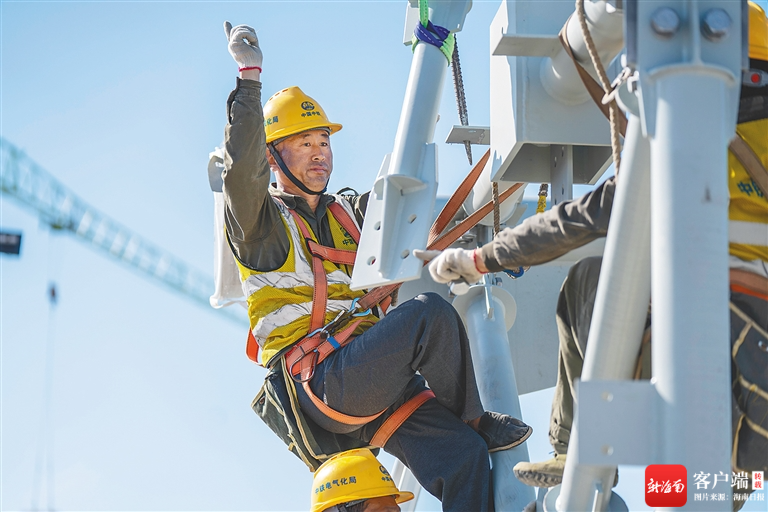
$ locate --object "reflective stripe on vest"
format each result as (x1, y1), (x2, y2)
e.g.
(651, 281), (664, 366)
(728, 119), (768, 263)
(236, 196), (378, 366)
(729, 220), (768, 247)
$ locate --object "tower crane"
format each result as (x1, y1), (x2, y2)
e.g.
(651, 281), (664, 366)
(0, 137), (242, 325)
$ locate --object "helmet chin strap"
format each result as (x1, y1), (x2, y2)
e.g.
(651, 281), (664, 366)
(268, 143), (327, 196)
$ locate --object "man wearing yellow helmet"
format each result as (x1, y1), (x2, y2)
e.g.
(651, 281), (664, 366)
(423, 2), (768, 509)
(220, 22), (531, 511)
(311, 449), (413, 512)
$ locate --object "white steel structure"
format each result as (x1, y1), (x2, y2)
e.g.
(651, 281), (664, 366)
(369, 1), (745, 511)
(198, 1), (748, 509)
(350, 0), (473, 290)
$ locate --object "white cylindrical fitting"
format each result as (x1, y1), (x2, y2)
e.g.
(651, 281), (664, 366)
(540, 0), (624, 105)
(463, 157), (525, 226)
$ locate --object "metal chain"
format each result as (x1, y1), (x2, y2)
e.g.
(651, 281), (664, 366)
(451, 35), (472, 166)
(492, 182), (501, 237)
(537, 183), (549, 214)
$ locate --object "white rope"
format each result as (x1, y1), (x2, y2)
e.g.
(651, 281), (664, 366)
(575, 0), (622, 173)
(492, 182), (501, 237)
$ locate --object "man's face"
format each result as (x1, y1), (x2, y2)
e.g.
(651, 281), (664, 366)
(362, 496), (400, 512)
(270, 129), (333, 194)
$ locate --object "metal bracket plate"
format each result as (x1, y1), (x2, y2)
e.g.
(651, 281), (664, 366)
(543, 484), (628, 512)
(492, 33), (560, 57)
(350, 145), (438, 290)
(576, 380), (660, 466)
(445, 125), (491, 145)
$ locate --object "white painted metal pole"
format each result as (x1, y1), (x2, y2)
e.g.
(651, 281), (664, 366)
(558, 114), (652, 511)
(650, 70), (732, 511)
(389, 42), (447, 179)
(454, 283), (536, 511)
(390, 459), (422, 512)
(540, 0), (624, 105)
(352, 1), (474, 290)
(350, 41), (448, 289)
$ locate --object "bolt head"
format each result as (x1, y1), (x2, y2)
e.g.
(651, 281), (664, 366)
(651, 7), (680, 38)
(702, 8), (731, 41)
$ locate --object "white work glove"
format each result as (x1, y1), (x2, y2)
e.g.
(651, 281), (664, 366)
(413, 248), (485, 285)
(224, 21), (263, 71)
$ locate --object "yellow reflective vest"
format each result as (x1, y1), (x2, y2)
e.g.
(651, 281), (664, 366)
(235, 196), (379, 366)
(729, 118), (768, 263)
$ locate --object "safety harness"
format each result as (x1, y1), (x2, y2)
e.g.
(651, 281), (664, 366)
(245, 148), (523, 447)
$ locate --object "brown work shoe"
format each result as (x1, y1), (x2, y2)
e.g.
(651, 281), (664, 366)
(514, 454), (619, 488)
(476, 411), (533, 453)
(513, 453), (567, 488)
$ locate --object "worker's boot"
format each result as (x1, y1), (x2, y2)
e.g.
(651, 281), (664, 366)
(514, 454), (619, 488)
(476, 411), (533, 453)
(513, 453), (567, 488)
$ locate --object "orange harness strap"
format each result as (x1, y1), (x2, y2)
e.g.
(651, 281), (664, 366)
(730, 268), (768, 300)
(284, 203), (395, 426)
(306, 240), (358, 266)
(285, 317), (365, 382)
(327, 202), (361, 241)
(248, 166), (521, 426)
(370, 390), (436, 447)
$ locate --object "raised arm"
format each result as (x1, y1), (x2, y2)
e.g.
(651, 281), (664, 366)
(221, 22), (289, 269)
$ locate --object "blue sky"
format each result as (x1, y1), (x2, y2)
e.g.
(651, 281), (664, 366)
(2, 1), (766, 511)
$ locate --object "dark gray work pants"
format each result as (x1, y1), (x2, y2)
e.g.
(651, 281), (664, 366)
(297, 292), (493, 512)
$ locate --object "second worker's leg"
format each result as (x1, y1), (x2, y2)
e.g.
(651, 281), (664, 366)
(514, 256), (603, 488)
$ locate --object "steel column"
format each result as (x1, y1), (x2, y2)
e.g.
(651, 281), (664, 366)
(453, 281), (535, 511)
(650, 69), (733, 510)
(557, 114), (651, 511)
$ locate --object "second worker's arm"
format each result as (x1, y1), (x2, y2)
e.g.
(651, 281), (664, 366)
(478, 176), (616, 272)
(416, 177), (616, 283)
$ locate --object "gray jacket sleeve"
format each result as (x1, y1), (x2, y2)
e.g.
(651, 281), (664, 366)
(479, 176), (616, 272)
(222, 78), (290, 270)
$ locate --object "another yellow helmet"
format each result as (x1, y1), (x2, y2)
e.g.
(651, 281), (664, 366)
(749, 1), (768, 61)
(263, 86), (342, 144)
(310, 449), (415, 512)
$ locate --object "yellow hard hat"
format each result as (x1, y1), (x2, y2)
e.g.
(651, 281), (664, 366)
(749, 1), (768, 61)
(310, 449), (415, 512)
(263, 86), (342, 144)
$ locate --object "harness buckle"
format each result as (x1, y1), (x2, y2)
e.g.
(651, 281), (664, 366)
(348, 297), (372, 317)
(289, 298), (371, 384)
(290, 347), (319, 383)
